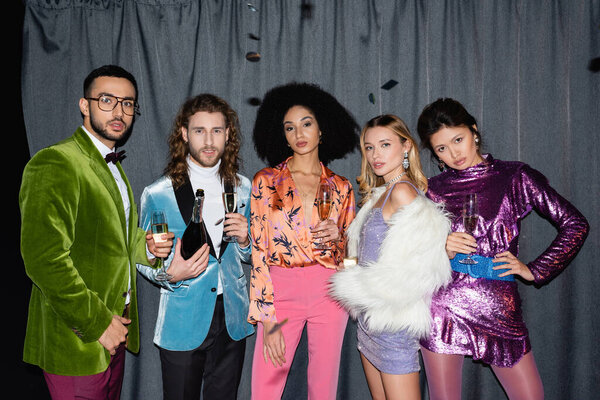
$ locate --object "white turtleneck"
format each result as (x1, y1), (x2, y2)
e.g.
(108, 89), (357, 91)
(187, 156), (225, 294)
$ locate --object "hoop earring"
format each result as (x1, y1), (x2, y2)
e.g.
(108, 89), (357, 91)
(402, 151), (410, 169)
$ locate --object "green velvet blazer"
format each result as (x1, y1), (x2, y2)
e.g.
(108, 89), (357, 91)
(20, 127), (150, 376)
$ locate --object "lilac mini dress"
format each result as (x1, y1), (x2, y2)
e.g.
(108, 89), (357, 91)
(355, 182), (420, 375)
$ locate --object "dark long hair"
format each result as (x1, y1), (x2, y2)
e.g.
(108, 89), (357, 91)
(252, 82), (359, 167)
(417, 98), (482, 157)
(164, 94), (242, 189)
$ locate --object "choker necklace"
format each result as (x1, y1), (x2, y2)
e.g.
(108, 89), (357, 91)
(384, 172), (406, 187)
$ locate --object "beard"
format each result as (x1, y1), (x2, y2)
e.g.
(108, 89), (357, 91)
(90, 113), (134, 147)
(188, 144), (225, 168)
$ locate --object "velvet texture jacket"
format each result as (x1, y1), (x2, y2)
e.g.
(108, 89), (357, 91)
(137, 175), (254, 351)
(329, 186), (452, 338)
(20, 127), (150, 376)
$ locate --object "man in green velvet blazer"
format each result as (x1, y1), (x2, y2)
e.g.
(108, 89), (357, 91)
(19, 65), (168, 398)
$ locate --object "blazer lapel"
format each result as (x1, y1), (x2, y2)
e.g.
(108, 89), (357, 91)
(74, 128), (128, 237)
(174, 179), (217, 259)
(218, 228), (229, 259)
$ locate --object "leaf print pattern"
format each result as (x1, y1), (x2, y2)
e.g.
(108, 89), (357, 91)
(247, 157), (356, 323)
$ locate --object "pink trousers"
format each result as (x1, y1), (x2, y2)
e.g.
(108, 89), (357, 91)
(251, 265), (348, 400)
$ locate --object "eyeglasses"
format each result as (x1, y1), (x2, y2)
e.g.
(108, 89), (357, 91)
(85, 95), (140, 116)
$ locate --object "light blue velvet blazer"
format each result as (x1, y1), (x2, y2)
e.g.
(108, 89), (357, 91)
(137, 175), (254, 351)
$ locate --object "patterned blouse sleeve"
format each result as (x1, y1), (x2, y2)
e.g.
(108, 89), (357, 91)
(247, 172), (277, 324)
(331, 178), (356, 262)
(513, 164), (589, 284)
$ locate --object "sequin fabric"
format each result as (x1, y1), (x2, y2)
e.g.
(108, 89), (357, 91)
(356, 208), (420, 374)
(420, 154), (589, 367)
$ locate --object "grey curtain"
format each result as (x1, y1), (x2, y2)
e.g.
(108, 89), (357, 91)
(21, 0), (599, 399)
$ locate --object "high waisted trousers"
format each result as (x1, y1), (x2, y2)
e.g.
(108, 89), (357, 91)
(251, 265), (348, 400)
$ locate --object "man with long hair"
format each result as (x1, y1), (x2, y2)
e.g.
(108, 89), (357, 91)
(137, 94), (254, 400)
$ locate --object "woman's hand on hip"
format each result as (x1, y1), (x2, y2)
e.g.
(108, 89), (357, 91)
(493, 251), (535, 281)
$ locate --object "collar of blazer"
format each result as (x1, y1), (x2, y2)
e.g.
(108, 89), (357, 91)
(73, 127), (133, 241)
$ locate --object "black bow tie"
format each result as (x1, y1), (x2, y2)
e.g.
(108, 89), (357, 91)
(105, 150), (126, 164)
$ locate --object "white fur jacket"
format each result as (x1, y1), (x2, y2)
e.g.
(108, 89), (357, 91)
(329, 186), (452, 338)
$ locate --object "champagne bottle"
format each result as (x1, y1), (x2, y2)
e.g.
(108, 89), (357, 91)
(181, 189), (208, 260)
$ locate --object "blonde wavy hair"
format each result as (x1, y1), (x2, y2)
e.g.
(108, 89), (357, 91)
(356, 114), (428, 206)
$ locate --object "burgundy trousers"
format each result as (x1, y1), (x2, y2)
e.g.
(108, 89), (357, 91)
(43, 344), (126, 400)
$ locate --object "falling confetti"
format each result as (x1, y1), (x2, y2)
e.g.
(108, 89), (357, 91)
(588, 57), (600, 72)
(247, 97), (262, 106)
(246, 52), (261, 62)
(247, 3), (257, 12)
(248, 33), (260, 41)
(381, 79), (398, 90)
(368, 93), (375, 104)
(301, 1), (313, 19)
(269, 318), (289, 334)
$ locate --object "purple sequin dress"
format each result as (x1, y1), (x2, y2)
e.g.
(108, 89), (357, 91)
(420, 154), (589, 367)
(356, 192), (421, 375)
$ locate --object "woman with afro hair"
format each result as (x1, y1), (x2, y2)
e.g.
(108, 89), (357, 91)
(248, 82), (359, 399)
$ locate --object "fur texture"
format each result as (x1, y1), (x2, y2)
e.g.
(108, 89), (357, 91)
(329, 186), (452, 338)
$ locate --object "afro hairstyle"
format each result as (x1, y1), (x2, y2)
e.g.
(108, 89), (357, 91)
(252, 82), (360, 167)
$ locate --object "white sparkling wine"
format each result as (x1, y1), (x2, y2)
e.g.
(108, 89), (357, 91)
(463, 216), (478, 233)
(222, 192), (237, 213)
(317, 199), (332, 220)
(151, 223), (168, 243)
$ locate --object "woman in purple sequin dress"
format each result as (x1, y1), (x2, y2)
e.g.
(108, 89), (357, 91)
(330, 115), (452, 400)
(416, 98), (589, 400)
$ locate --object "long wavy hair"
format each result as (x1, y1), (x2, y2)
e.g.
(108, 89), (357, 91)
(252, 82), (359, 167)
(164, 94), (242, 189)
(356, 114), (428, 206)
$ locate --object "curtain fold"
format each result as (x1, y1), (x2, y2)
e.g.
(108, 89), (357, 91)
(21, 1), (599, 399)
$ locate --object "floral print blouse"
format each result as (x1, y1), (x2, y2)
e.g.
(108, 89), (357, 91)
(247, 157), (356, 324)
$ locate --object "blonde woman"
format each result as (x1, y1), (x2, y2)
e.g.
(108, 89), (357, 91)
(330, 114), (452, 400)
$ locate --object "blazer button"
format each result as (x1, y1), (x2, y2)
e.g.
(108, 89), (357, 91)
(218, 259), (222, 263)
(211, 288), (216, 292)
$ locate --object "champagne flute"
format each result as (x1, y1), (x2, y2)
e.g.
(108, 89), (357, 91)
(151, 210), (172, 281)
(222, 178), (238, 242)
(314, 182), (332, 249)
(459, 193), (478, 265)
